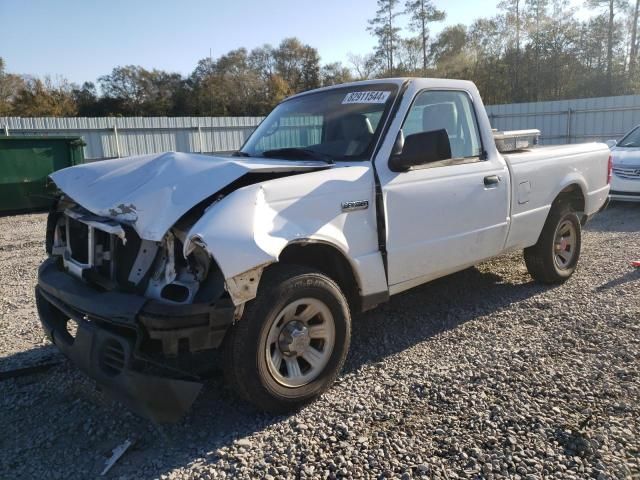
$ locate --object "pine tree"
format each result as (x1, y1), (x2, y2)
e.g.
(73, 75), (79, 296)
(588, 0), (625, 94)
(404, 0), (446, 74)
(629, 0), (639, 79)
(367, 0), (403, 74)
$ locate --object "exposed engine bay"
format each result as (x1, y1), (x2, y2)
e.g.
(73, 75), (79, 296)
(47, 196), (225, 307)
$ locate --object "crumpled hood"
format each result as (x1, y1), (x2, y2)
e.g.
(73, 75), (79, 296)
(50, 151), (329, 241)
(612, 147), (640, 168)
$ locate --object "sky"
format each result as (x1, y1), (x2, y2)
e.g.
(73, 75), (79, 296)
(1, 0), (589, 85)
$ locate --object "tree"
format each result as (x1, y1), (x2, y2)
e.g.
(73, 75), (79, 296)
(5, 7), (640, 120)
(0, 57), (26, 116)
(404, 0), (446, 73)
(189, 49), (259, 116)
(321, 62), (353, 86)
(430, 25), (472, 80)
(524, 0), (550, 100)
(249, 45), (291, 112)
(273, 38), (321, 92)
(141, 70), (184, 115)
(430, 24), (468, 67)
(396, 37), (424, 73)
(630, 0), (639, 79)
(11, 76), (77, 116)
(587, 0), (626, 94)
(99, 65), (185, 115)
(187, 39), (320, 116)
(98, 66), (146, 115)
(188, 57), (216, 115)
(248, 45), (276, 81)
(264, 74), (291, 109)
(347, 53), (379, 80)
(467, 17), (507, 103)
(367, 0), (402, 74)
(209, 48), (264, 115)
(499, 0), (525, 100)
(71, 82), (100, 116)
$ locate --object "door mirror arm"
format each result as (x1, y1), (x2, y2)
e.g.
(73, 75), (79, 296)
(391, 129), (404, 156)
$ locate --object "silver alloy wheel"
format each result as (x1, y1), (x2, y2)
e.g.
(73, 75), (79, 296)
(264, 298), (336, 388)
(553, 219), (577, 269)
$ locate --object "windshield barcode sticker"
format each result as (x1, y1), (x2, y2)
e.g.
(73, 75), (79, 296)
(342, 91), (391, 104)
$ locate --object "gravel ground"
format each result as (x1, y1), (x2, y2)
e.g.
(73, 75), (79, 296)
(1, 203), (639, 480)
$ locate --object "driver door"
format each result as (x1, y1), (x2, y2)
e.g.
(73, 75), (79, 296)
(378, 88), (510, 291)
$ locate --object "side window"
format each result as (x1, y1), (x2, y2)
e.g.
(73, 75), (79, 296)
(402, 90), (482, 160)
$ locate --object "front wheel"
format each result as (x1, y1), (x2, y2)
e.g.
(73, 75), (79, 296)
(223, 265), (351, 412)
(524, 204), (582, 283)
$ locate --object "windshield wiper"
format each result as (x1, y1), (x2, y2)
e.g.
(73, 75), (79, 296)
(261, 148), (334, 164)
(620, 143), (639, 148)
(232, 150), (252, 157)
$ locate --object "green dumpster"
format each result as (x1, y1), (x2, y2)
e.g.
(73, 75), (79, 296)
(0, 136), (85, 213)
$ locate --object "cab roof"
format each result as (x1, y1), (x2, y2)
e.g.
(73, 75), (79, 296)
(285, 77), (477, 102)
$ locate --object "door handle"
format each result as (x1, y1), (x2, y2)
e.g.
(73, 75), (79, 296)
(484, 175), (500, 187)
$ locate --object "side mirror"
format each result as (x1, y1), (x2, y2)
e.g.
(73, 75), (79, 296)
(606, 139), (617, 148)
(389, 129), (452, 172)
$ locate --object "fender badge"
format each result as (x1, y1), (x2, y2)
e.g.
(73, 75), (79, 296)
(341, 200), (369, 212)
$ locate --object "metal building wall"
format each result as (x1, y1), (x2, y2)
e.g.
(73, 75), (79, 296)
(0, 116), (264, 160)
(485, 95), (640, 145)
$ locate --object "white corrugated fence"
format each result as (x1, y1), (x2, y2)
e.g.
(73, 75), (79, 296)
(485, 94), (640, 145)
(0, 116), (264, 160)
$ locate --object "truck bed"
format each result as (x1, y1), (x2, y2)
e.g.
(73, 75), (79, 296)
(502, 143), (611, 251)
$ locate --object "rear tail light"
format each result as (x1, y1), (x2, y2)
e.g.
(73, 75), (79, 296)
(607, 154), (613, 184)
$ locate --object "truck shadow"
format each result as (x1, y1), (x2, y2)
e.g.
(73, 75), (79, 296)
(585, 201), (640, 233)
(1, 261), (552, 478)
(161, 263), (551, 476)
(346, 265), (548, 374)
(123, 263), (550, 476)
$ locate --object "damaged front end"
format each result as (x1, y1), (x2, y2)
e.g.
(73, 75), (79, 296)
(37, 197), (236, 422)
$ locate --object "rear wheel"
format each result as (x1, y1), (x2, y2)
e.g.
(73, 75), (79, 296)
(223, 265), (351, 412)
(524, 204), (582, 283)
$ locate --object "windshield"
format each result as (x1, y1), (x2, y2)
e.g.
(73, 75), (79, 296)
(618, 126), (640, 148)
(239, 83), (399, 161)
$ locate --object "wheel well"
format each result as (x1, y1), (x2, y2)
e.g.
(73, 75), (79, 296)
(276, 242), (361, 312)
(554, 184), (585, 215)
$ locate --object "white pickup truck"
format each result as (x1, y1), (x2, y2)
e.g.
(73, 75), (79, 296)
(37, 78), (611, 421)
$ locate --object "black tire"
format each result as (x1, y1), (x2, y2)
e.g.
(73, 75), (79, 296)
(524, 203), (582, 284)
(222, 264), (351, 412)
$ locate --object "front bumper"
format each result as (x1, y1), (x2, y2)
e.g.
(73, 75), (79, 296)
(609, 175), (640, 202)
(36, 257), (235, 422)
(609, 190), (640, 202)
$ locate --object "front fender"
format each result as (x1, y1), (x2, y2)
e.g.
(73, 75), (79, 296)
(183, 184), (276, 282)
(183, 165), (383, 306)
